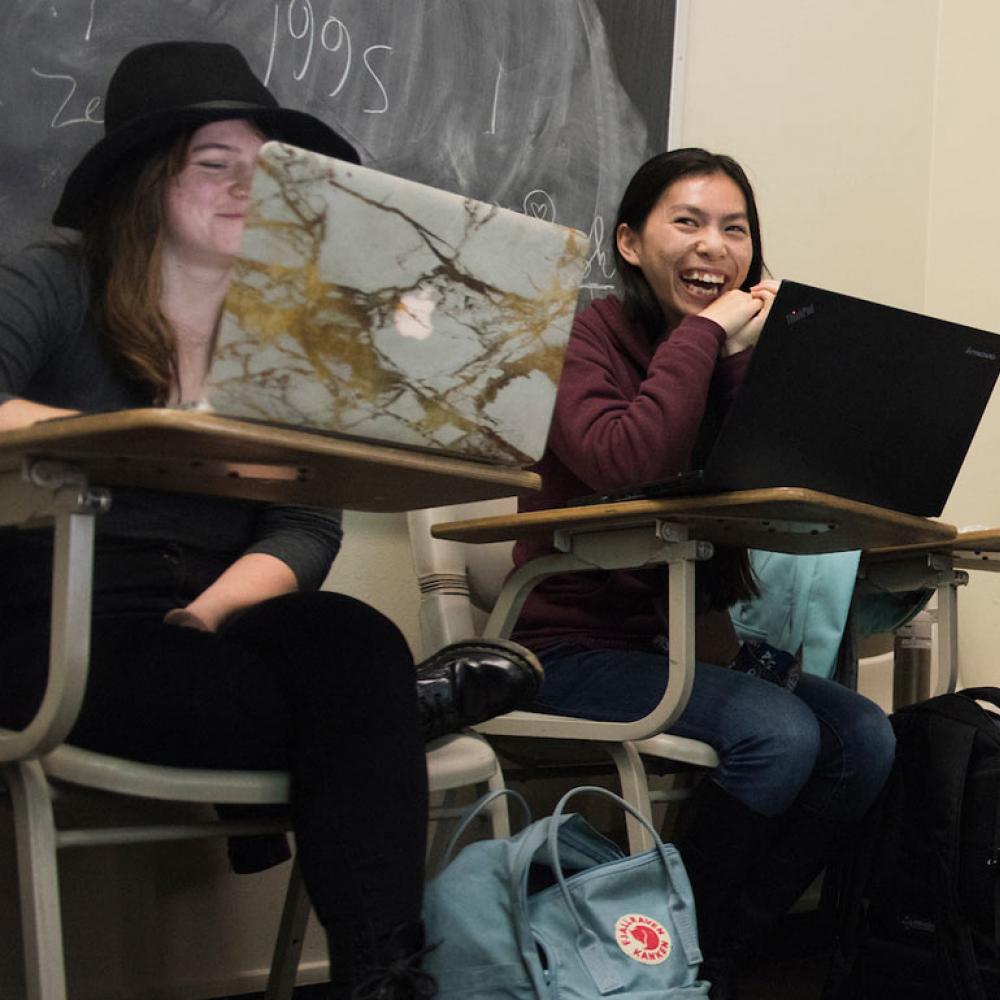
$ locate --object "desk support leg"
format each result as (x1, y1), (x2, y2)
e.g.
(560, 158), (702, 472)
(935, 578), (960, 696)
(6, 759), (67, 1000)
(613, 526), (699, 856)
(483, 552), (592, 640)
(41, 509), (97, 755)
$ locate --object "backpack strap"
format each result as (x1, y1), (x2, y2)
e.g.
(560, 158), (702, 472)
(959, 689), (1000, 955)
(895, 697), (991, 998)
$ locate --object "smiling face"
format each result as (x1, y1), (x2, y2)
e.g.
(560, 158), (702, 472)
(162, 118), (265, 269)
(616, 171), (753, 326)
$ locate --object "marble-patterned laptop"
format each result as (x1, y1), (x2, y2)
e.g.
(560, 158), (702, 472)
(204, 141), (588, 466)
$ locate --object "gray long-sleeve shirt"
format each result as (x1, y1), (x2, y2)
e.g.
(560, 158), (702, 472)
(0, 243), (342, 590)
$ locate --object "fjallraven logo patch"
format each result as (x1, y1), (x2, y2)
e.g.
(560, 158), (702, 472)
(614, 913), (671, 964)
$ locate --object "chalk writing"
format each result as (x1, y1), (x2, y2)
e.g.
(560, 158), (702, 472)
(362, 45), (391, 114)
(321, 17), (351, 98)
(264, 2), (390, 112)
(523, 189), (556, 223)
(287, 0), (315, 82)
(31, 68), (103, 128)
(488, 60), (502, 135)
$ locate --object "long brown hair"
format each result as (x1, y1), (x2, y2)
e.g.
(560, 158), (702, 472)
(79, 132), (190, 403)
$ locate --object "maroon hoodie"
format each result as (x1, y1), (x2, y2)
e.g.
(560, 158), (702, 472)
(512, 294), (751, 651)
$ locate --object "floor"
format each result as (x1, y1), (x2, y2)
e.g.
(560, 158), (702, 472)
(219, 925), (834, 1000)
(221, 962), (831, 999)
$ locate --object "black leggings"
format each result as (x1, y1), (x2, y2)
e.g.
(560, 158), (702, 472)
(0, 547), (428, 955)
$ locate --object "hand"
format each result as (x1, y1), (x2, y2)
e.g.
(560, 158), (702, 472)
(698, 289), (764, 338)
(163, 607), (214, 632)
(719, 279), (781, 357)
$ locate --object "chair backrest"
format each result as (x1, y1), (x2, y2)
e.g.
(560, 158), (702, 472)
(407, 498), (517, 657)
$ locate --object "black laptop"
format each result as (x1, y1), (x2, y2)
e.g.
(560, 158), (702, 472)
(576, 280), (1000, 517)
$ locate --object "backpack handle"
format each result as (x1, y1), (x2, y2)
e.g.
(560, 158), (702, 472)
(439, 787), (531, 867)
(959, 687), (1000, 714)
(547, 785), (702, 993)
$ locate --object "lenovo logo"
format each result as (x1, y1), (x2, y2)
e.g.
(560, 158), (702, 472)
(785, 304), (815, 326)
(965, 347), (998, 362)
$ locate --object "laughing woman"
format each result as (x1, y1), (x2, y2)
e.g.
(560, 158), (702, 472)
(511, 148), (895, 998)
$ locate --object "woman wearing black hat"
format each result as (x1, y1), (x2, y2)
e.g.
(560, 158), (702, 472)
(0, 41), (541, 999)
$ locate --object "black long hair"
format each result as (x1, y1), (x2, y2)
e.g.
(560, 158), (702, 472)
(614, 148), (765, 610)
(614, 148), (765, 343)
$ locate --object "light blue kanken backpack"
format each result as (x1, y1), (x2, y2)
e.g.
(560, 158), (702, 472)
(422, 786), (710, 998)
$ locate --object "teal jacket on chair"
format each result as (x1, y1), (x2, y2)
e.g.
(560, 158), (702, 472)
(730, 551), (862, 679)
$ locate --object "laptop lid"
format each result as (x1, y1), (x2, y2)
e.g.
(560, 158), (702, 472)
(203, 141), (588, 466)
(701, 280), (1000, 516)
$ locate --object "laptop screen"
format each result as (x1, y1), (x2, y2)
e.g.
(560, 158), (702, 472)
(702, 280), (1000, 516)
(204, 141), (588, 466)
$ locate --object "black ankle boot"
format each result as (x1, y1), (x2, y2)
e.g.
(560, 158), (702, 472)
(328, 922), (438, 1000)
(415, 637), (543, 742)
(705, 809), (855, 999)
(676, 780), (777, 999)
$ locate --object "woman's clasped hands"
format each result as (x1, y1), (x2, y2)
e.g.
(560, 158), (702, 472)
(702, 278), (781, 357)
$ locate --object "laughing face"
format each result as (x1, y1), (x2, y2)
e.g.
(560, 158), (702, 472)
(616, 171), (753, 327)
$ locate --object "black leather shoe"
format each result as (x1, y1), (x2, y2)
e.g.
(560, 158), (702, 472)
(351, 923), (438, 999)
(415, 638), (543, 742)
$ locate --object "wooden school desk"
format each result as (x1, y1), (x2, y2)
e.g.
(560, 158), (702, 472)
(430, 486), (955, 732)
(428, 487), (954, 850)
(862, 529), (1000, 698)
(0, 408), (541, 758)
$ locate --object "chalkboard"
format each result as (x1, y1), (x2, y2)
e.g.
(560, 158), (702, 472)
(0, 0), (677, 299)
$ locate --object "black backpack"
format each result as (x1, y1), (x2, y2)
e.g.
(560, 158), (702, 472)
(827, 688), (1000, 999)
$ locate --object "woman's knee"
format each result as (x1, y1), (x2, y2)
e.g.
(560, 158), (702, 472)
(839, 694), (897, 789)
(743, 695), (822, 775)
(229, 591), (405, 649)
(225, 591), (414, 691)
(711, 687), (822, 814)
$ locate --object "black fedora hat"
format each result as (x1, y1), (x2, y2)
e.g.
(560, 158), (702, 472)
(53, 40), (360, 229)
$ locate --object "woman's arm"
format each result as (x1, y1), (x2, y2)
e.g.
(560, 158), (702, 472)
(547, 307), (728, 490)
(0, 398), (79, 431)
(166, 504), (343, 631)
(164, 552), (298, 632)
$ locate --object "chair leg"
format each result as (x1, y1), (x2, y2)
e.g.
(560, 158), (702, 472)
(606, 742), (655, 854)
(4, 760), (67, 1000)
(426, 788), (460, 877)
(264, 855), (311, 1000)
(485, 766), (510, 839)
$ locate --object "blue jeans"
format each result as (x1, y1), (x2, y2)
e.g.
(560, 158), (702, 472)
(534, 643), (895, 822)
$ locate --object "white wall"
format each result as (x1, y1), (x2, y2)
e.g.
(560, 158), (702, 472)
(923, 1), (1000, 687)
(680, 0), (940, 310)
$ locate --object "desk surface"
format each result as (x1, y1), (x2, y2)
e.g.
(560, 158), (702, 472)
(865, 527), (1000, 561)
(430, 487), (956, 554)
(0, 410), (540, 512)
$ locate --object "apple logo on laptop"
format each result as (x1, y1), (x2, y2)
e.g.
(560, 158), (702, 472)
(394, 288), (436, 340)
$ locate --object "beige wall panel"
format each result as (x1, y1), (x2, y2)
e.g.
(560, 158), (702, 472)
(678, 0), (938, 311)
(926, 1), (1000, 686)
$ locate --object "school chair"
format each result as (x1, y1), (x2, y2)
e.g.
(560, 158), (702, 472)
(2, 710), (507, 1000)
(0, 475), (509, 1000)
(408, 498), (720, 855)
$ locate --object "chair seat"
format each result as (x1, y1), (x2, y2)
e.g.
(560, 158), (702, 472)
(425, 732), (502, 791)
(633, 733), (720, 769)
(42, 745), (290, 804)
(40, 732), (501, 808)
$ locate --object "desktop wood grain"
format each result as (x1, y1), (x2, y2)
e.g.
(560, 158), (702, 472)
(430, 487), (956, 554)
(0, 410), (540, 512)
